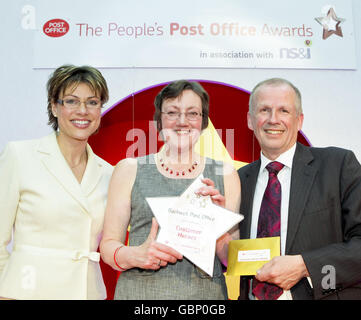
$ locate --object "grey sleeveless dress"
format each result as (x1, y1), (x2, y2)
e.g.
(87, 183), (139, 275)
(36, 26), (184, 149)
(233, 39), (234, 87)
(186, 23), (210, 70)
(114, 154), (228, 300)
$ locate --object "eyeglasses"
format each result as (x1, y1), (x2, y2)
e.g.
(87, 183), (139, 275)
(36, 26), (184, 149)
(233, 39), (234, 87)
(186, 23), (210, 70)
(161, 111), (203, 121)
(57, 98), (102, 110)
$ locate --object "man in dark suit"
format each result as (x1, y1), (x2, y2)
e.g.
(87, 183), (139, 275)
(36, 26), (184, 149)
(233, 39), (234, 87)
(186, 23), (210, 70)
(238, 78), (361, 300)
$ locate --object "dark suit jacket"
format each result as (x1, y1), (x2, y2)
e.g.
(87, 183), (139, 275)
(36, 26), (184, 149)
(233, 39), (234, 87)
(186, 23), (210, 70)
(237, 143), (361, 300)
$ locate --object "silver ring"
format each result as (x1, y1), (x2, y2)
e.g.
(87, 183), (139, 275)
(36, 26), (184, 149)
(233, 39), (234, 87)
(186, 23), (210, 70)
(158, 260), (161, 266)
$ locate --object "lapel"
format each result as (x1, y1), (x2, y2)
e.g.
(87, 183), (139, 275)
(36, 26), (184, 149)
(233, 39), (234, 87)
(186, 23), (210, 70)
(80, 143), (103, 197)
(285, 143), (318, 253)
(36, 133), (103, 214)
(240, 160), (260, 239)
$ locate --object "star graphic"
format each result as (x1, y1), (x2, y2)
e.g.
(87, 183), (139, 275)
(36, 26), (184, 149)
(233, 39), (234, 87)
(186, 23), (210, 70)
(315, 7), (346, 40)
(146, 176), (243, 276)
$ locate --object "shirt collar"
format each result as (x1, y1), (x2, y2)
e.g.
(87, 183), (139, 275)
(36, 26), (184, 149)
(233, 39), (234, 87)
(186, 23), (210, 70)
(260, 143), (297, 172)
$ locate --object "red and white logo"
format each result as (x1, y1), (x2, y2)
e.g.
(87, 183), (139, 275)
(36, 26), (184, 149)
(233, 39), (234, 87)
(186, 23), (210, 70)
(43, 19), (69, 37)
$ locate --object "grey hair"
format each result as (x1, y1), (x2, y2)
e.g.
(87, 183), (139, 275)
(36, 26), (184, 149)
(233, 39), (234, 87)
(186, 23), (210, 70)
(249, 78), (303, 115)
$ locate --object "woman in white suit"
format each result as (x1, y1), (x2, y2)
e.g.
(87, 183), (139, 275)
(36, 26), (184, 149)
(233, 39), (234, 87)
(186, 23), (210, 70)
(0, 65), (113, 299)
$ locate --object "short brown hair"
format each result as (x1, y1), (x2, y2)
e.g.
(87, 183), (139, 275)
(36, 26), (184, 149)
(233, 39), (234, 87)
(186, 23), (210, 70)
(47, 65), (109, 131)
(153, 80), (209, 132)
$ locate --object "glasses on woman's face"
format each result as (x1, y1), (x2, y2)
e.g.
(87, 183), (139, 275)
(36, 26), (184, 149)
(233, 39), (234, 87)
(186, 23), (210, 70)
(57, 97), (102, 110)
(161, 111), (202, 121)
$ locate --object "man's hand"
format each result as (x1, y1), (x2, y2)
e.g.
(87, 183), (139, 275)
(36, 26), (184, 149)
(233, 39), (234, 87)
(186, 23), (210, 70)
(255, 255), (310, 290)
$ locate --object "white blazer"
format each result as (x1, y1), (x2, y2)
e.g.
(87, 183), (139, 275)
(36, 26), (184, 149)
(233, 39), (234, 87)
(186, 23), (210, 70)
(0, 133), (113, 299)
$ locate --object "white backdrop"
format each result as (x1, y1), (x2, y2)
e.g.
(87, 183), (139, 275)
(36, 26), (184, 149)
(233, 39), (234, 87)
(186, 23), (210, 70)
(0, 0), (360, 162)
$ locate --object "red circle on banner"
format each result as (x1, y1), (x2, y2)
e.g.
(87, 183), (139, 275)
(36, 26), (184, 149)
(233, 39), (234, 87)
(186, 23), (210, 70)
(90, 80), (311, 165)
(43, 19), (69, 37)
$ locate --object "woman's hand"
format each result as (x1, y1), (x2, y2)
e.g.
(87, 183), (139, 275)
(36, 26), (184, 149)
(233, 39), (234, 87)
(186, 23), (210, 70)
(196, 178), (226, 207)
(136, 218), (183, 270)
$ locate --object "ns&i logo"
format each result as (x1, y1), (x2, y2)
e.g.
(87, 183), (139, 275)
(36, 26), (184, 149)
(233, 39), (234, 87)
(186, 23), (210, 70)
(279, 47), (311, 60)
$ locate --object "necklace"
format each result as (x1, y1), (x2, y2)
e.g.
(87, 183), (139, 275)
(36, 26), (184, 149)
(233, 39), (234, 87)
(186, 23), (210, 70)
(159, 158), (198, 176)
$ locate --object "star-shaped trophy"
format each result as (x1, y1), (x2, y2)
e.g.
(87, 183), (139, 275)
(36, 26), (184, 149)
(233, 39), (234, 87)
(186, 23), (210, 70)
(315, 7), (345, 40)
(146, 175), (243, 276)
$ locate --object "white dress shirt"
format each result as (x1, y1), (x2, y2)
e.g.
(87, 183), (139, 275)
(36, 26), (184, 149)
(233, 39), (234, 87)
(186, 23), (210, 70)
(249, 144), (296, 300)
(250, 144), (296, 255)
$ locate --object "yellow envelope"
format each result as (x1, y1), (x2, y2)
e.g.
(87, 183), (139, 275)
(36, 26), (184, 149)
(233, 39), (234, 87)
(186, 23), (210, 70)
(227, 237), (280, 276)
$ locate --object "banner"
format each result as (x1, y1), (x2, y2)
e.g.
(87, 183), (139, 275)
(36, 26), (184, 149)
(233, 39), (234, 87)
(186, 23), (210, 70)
(33, 0), (356, 69)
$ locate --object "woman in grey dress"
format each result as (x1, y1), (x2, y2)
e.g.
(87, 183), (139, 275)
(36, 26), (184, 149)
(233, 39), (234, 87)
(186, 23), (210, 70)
(100, 80), (241, 299)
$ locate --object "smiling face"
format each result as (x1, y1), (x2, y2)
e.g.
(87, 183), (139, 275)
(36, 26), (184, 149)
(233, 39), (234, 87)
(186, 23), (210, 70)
(160, 89), (203, 154)
(51, 82), (101, 143)
(247, 83), (304, 160)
